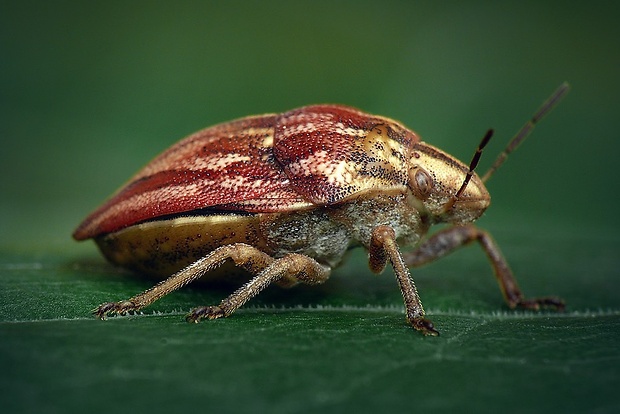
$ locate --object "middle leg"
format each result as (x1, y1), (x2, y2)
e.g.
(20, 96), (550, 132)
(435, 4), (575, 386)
(187, 252), (331, 322)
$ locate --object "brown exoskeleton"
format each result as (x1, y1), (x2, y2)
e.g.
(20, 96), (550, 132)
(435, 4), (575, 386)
(74, 83), (569, 335)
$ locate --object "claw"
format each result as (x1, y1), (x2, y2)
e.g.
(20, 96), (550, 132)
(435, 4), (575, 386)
(185, 305), (225, 323)
(517, 296), (565, 312)
(93, 302), (114, 319)
(93, 300), (137, 319)
(408, 317), (440, 336)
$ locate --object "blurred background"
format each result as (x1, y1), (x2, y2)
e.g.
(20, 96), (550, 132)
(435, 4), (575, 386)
(1, 1), (618, 250)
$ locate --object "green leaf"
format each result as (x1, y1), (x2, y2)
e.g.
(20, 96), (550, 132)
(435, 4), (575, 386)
(1, 232), (619, 414)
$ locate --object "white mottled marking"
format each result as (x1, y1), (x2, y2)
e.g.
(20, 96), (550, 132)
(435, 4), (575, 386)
(287, 150), (329, 176)
(262, 135), (274, 147)
(185, 153), (251, 171)
(219, 175), (248, 190)
(279, 121), (366, 140)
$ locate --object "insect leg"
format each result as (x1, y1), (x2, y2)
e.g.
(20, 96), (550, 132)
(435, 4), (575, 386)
(186, 253), (331, 322)
(403, 225), (565, 311)
(369, 225), (439, 336)
(94, 243), (275, 319)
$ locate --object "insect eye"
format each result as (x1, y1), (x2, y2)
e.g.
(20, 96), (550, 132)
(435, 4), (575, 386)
(409, 167), (434, 199)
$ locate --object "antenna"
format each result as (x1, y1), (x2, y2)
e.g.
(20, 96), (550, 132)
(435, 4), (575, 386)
(481, 82), (570, 183)
(454, 128), (493, 200)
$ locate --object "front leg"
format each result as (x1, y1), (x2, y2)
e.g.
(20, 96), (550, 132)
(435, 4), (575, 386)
(403, 224), (565, 311)
(369, 225), (439, 336)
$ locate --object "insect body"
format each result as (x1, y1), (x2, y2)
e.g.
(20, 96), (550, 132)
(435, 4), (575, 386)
(74, 84), (569, 336)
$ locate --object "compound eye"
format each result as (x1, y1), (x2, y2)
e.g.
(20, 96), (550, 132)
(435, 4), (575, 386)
(409, 167), (434, 199)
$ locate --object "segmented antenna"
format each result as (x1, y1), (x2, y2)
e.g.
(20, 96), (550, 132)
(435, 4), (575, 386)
(481, 82), (570, 183)
(454, 128), (494, 200)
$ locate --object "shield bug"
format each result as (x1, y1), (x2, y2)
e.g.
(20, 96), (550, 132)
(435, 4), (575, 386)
(74, 83), (569, 336)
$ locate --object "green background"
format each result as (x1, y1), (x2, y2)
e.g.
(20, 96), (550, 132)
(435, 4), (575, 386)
(1, 1), (618, 413)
